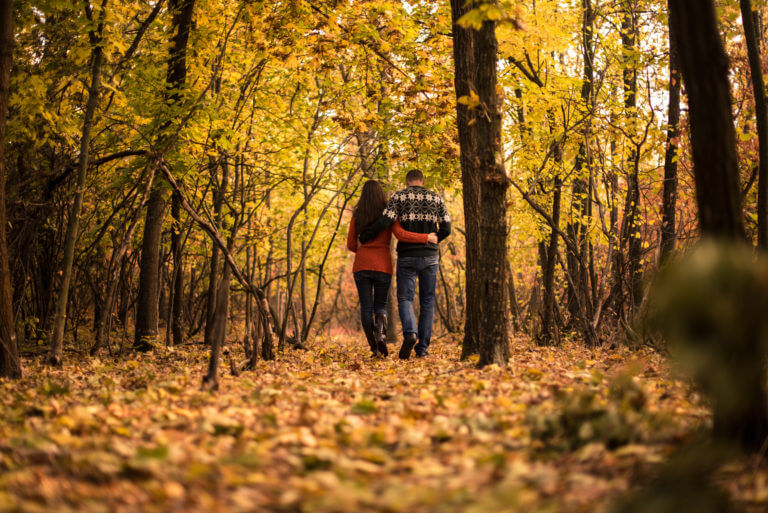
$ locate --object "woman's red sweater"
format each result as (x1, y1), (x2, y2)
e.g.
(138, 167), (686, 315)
(346, 219), (428, 275)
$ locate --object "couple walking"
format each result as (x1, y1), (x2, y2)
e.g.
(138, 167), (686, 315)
(346, 169), (451, 359)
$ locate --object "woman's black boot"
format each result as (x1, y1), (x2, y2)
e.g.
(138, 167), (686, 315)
(374, 313), (388, 356)
(363, 324), (378, 356)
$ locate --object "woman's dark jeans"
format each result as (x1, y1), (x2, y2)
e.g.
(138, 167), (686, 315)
(353, 271), (392, 328)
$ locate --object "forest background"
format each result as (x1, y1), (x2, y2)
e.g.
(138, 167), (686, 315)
(0, 0), (765, 369)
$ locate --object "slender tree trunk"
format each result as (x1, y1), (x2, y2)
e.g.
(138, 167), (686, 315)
(386, 240), (398, 343)
(474, 2), (510, 368)
(92, 167), (156, 355)
(449, 0), (482, 360)
(740, 0), (768, 249)
(669, 0), (761, 451)
(170, 190), (184, 345)
(539, 176), (562, 346)
(660, 4), (680, 263)
(0, 0), (20, 379)
(133, 0), (196, 350)
(205, 154), (228, 346)
(619, 2), (643, 309)
(202, 237), (233, 390)
(48, 0), (108, 366)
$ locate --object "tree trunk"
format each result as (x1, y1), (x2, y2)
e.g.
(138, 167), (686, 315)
(474, 3), (510, 368)
(449, 0), (482, 360)
(92, 167), (157, 355)
(740, 0), (768, 249)
(669, 0), (760, 451)
(669, 0), (745, 240)
(660, 3), (681, 263)
(48, 0), (108, 366)
(202, 237), (233, 390)
(619, 2), (643, 309)
(133, 0), (196, 351)
(134, 187), (167, 350)
(538, 176), (562, 346)
(170, 190), (184, 346)
(567, 0), (594, 330)
(0, 0), (20, 379)
(205, 154), (228, 346)
(386, 240), (398, 343)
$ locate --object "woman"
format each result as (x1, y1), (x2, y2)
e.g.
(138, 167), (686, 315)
(346, 180), (437, 357)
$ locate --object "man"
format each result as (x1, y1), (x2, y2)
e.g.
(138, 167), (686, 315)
(359, 169), (451, 359)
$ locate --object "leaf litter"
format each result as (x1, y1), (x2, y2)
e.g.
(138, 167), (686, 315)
(0, 335), (765, 512)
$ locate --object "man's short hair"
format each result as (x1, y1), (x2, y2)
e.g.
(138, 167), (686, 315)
(405, 169), (424, 183)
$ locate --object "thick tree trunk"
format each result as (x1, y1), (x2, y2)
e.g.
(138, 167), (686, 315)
(449, 0), (482, 360)
(133, 0), (196, 350)
(740, 0), (768, 249)
(669, 0), (761, 451)
(474, 4), (510, 368)
(134, 187), (167, 350)
(0, 0), (20, 379)
(660, 4), (680, 263)
(669, 0), (745, 240)
(567, 0), (594, 331)
(49, 0), (108, 365)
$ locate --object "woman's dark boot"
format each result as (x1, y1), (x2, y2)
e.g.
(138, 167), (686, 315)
(374, 313), (388, 356)
(363, 324), (378, 356)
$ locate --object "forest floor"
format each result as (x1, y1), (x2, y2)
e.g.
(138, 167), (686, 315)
(1, 335), (767, 513)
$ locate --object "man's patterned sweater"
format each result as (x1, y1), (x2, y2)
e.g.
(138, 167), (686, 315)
(359, 185), (452, 257)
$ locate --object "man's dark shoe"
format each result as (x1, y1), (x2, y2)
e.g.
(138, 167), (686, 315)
(415, 349), (429, 358)
(399, 333), (418, 360)
(363, 324), (378, 357)
(375, 313), (388, 356)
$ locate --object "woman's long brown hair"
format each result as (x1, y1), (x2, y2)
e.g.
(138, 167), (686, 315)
(353, 180), (387, 234)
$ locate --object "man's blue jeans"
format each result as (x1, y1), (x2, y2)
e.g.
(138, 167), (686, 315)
(396, 255), (439, 354)
(353, 271), (392, 329)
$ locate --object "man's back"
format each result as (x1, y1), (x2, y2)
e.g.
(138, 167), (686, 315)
(360, 184), (451, 256)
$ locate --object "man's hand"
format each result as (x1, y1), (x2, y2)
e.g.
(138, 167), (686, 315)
(427, 233), (438, 244)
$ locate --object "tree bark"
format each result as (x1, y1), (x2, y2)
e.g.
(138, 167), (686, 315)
(619, 2), (643, 308)
(449, 0), (482, 360)
(660, 3), (680, 263)
(669, 0), (745, 240)
(474, 3), (510, 368)
(567, 0), (594, 331)
(740, 0), (768, 249)
(0, 0), (20, 379)
(204, 154), (227, 346)
(202, 237), (233, 390)
(48, 0), (108, 366)
(170, 190), (184, 346)
(133, 0), (196, 350)
(669, 0), (760, 451)
(538, 176), (562, 346)
(92, 167), (156, 355)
